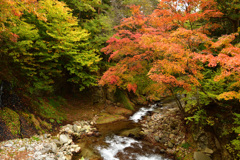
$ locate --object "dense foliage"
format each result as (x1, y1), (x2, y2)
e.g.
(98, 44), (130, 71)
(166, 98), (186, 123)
(1, 0), (240, 158)
(99, 0), (240, 158)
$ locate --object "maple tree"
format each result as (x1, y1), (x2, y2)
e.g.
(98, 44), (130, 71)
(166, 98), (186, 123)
(100, 0), (225, 111)
(99, 1), (240, 156)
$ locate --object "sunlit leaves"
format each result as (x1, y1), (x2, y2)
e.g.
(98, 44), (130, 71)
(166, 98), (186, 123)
(2, 0), (100, 93)
(99, 0), (240, 105)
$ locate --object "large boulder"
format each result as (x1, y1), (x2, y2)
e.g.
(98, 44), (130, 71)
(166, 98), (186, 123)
(194, 152), (211, 160)
(119, 127), (141, 138)
(106, 106), (133, 116)
(95, 113), (126, 124)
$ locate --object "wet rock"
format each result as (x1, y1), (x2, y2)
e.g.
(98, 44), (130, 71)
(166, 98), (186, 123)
(95, 113), (126, 124)
(119, 127), (141, 138)
(194, 152), (211, 160)
(105, 106), (133, 116)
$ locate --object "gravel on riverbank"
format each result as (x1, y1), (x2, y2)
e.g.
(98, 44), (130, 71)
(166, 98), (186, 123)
(0, 120), (98, 160)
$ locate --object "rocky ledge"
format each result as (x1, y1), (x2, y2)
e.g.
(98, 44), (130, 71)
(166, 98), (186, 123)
(0, 120), (97, 160)
(140, 101), (214, 160)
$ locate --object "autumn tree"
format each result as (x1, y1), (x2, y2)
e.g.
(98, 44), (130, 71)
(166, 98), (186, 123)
(214, 0), (240, 33)
(100, 0), (224, 111)
(1, 0), (100, 94)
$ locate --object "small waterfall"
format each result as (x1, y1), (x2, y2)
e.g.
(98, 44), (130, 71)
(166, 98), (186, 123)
(96, 104), (170, 160)
(129, 104), (158, 122)
(97, 135), (169, 160)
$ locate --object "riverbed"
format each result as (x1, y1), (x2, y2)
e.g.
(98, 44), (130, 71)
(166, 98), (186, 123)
(73, 104), (170, 160)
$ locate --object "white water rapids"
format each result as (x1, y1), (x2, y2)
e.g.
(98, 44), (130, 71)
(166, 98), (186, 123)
(129, 104), (158, 122)
(97, 104), (169, 160)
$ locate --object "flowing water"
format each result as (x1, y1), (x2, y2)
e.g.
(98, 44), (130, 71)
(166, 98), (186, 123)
(129, 104), (158, 122)
(73, 104), (170, 160)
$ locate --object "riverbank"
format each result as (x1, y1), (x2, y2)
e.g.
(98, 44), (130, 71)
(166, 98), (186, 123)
(0, 92), (136, 160)
(139, 100), (223, 160)
(0, 93), (226, 160)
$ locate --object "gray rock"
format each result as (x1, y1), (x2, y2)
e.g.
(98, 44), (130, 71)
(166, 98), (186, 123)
(74, 147), (81, 153)
(57, 152), (64, 158)
(53, 139), (61, 147)
(73, 124), (78, 132)
(203, 147), (213, 154)
(51, 143), (58, 153)
(4, 144), (13, 147)
(41, 147), (51, 154)
(64, 127), (74, 134)
(60, 134), (70, 144)
(43, 134), (51, 139)
(194, 152), (211, 160)
(65, 139), (73, 145)
(73, 124), (82, 133)
(18, 147), (26, 151)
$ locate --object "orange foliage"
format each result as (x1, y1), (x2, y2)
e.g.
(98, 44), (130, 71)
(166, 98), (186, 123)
(99, 0), (240, 102)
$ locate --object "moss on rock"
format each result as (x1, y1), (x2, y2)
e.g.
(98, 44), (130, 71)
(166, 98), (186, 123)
(106, 106), (133, 116)
(115, 90), (134, 110)
(0, 108), (20, 135)
(21, 112), (44, 133)
(41, 120), (52, 130)
(96, 113), (126, 124)
(119, 127), (141, 138)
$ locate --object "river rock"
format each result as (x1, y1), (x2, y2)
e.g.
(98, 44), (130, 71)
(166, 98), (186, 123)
(95, 113), (126, 124)
(60, 134), (70, 144)
(51, 143), (58, 153)
(44, 134), (51, 139)
(73, 124), (82, 133)
(203, 147), (214, 154)
(18, 146), (25, 151)
(105, 106), (133, 116)
(194, 152), (211, 160)
(119, 127), (141, 138)
(4, 143), (13, 147)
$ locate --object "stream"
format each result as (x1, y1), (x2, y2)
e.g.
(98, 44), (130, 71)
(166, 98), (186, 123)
(73, 104), (170, 160)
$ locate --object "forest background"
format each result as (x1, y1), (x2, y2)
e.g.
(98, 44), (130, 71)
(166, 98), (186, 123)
(0, 0), (240, 159)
